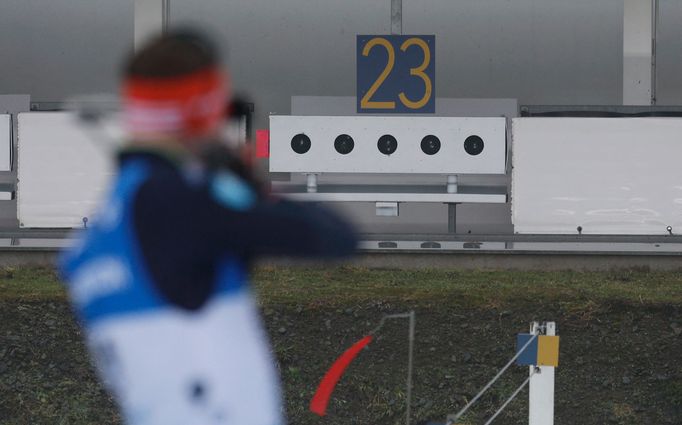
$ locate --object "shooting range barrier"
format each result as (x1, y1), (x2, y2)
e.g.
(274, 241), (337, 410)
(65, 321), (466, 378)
(512, 118), (682, 235)
(5, 110), (682, 270)
(12, 110), (682, 237)
(17, 112), (115, 228)
(270, 115), (507, 221)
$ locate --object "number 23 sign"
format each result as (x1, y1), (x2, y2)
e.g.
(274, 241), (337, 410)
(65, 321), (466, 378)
(357, 35), (435, 114)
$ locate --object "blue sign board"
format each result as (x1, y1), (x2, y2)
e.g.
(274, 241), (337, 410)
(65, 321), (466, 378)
(357, 35), (435, 114)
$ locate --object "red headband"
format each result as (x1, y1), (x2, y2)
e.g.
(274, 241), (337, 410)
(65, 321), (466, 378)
(122, 67), (229, 139)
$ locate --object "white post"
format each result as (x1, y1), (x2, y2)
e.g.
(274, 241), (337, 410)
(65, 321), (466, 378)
(529, 322), (555, 425)
(623, 0), (655, 105)
(134, 0), (167, 51)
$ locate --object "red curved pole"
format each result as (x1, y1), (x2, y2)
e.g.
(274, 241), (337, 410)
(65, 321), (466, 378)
(309, 335), (374, 416)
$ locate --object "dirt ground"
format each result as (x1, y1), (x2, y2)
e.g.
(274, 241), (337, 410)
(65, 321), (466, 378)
(0, 267), (681, 425)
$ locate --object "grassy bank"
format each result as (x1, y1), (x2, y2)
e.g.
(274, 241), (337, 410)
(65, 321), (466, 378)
(1, 267), (681, 424)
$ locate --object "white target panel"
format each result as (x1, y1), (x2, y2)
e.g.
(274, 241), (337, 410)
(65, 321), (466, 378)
(18, 112), (117, 228)
(269, 116), (506, 174)
(512, 118), (682, 235)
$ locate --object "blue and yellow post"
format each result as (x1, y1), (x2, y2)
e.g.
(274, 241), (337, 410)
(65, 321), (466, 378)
(516, 322), (559, 425)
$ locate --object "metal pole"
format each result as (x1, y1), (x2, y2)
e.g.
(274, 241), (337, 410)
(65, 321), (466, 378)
(405, 311), (415, 425)
(623, 0), (654, 105)
(651, 0), (658, 105)
(134, 0), (165, 51)
(391, 0), (403, 35)
(447, 204), (457, 234)
(367, 312), (415, 425)
(162, 0), (171, 34)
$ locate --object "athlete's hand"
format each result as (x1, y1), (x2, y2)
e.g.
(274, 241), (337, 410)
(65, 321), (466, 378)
(199, 142), (268, 198)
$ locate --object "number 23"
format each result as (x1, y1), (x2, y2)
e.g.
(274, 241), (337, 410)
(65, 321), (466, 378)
(360, 37), (432, 110)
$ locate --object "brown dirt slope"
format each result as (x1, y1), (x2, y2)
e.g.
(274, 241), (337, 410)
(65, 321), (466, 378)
(0, 266), (680, 425)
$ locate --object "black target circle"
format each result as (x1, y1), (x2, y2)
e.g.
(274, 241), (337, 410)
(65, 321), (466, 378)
(377, 134), (398, 155)
(464, 135), (484, 156)
(291, 133), (311, 154)
(334, 134), (355, 155)
(421, 135), (441, 155)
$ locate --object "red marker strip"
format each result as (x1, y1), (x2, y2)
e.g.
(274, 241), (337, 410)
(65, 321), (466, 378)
(310, 335), (374, 416)
(255, 129), (270, 158)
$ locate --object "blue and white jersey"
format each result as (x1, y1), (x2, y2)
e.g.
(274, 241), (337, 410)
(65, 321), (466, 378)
(60, 151), (357, 425)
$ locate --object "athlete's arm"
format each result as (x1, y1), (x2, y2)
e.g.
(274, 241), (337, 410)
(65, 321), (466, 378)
(133, 170), (357, 258)
(131, 167), (357, 309)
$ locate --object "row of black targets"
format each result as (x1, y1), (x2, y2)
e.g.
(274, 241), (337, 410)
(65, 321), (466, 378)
(290, 134), (485, 156)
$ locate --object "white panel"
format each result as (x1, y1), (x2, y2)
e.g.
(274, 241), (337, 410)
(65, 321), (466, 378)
(512, 118), (682, 235)
(270, 116), (506, 174)
(0, 115), (10, 171)
(18, 112), (116, 228)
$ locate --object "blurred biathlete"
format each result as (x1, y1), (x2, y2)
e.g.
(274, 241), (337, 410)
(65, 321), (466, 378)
(59, 30), (357, 425)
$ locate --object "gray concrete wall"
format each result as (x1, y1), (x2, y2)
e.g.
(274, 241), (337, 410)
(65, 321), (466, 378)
(2, 1), (682, 129)
(657, 0), (682, 105)
(173, 0), (627, 128)
(0, 1), (133, 100)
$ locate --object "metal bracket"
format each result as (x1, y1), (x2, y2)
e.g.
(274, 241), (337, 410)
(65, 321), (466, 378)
(305, 173), (318, 193)
(376, 201), (399, 217)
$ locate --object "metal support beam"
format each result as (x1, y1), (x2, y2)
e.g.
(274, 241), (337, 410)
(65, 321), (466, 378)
(134, 0), (170, 51)
(651, 0), (658, 103)
(391, 0), (402, 35)
(623, 0), (656, 105)
(447, 203), (458, 234)
(163, 0), (171, 34)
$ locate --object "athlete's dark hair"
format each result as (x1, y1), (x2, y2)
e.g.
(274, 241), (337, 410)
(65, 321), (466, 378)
(124, 29), (220, 78)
